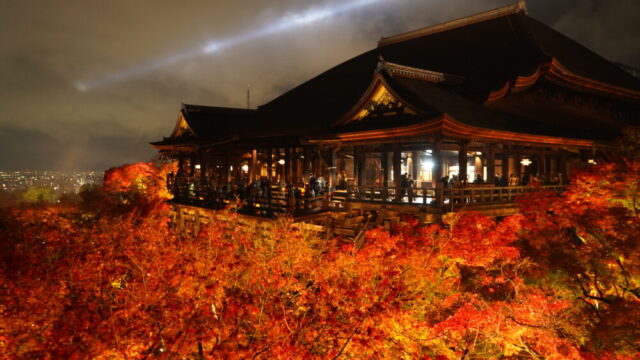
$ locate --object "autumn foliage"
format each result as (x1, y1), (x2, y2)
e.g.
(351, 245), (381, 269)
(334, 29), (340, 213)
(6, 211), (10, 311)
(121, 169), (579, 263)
(1, 160), (639, 359)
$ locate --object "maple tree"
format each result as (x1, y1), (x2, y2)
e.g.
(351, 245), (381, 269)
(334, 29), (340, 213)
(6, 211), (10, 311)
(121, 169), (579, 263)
(0, 157), (639, 359)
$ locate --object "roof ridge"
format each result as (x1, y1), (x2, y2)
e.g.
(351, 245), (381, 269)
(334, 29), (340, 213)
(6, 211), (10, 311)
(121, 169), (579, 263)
(378, 0), (528, 47)
(377, 59), (465, 84)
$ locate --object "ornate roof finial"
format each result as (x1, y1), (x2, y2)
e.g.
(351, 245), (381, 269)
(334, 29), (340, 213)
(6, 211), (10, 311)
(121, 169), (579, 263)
(516, 0), (528, 15)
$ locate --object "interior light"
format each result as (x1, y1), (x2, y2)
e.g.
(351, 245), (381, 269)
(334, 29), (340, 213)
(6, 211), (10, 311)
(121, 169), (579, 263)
(520, 158), (532, 166)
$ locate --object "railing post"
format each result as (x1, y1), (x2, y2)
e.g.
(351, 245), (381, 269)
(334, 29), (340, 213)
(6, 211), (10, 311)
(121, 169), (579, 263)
(436, 182), (444, 208)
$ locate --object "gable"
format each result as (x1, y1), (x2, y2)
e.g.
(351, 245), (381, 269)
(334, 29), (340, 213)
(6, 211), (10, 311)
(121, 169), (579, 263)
(170, 113), (195, 139)
(336, 75), (419, 127)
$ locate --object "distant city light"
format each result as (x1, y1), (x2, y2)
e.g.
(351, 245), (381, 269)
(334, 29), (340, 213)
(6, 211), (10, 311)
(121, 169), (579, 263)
(76, 0), (385, 91)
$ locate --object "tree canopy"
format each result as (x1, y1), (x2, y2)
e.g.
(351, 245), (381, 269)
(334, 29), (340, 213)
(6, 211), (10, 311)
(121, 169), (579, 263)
(1, 159), (638, 359)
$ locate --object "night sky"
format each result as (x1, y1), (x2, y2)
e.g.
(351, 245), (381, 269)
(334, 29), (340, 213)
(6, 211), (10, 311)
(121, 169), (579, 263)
(1, 0), (639, 171)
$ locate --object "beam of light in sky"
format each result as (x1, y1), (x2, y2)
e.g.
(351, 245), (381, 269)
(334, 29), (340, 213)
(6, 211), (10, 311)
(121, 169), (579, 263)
(76, 0), (384, 91)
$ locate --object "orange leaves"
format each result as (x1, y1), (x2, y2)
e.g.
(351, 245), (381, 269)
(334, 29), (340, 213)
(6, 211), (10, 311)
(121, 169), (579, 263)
(3, 159), (640, 358)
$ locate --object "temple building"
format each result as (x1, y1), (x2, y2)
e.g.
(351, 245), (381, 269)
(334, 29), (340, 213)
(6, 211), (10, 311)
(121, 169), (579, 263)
(152, 1), (640, 223)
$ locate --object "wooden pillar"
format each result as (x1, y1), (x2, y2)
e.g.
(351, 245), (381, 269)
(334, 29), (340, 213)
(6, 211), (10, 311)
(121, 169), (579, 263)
(433, 142), (444, 207)
(292, 148), (299, 185)
(538, 153), (546, 177)
(381, 151), (390, 188)
(357, 147), (366, 187)
(432, 142), (442, 183)
(458, 142), (468, 184)
(514, 152), (522, 179)
(329, 149), (337, 190)
(199, 150), (207, 183)
(303, 147), (312, 175)
(487, 144), (496, 181)
(189, 153), (196, 177)
(559, 153), (568, 185)
(393, 144), (402, 201)
(353, 147), (359, 186)
(249, 149), (258, 183)
(412, 151), (420, 182)
(500, 154), (508, 178)
(224, 147), (231, 186)
(284, 147), (292, 184)
(266, 148), (273, 182)
(177, 153), (185, 175)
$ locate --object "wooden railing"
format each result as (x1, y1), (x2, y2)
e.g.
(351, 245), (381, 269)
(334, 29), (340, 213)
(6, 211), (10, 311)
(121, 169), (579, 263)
(168, 175), (330, 216)
(168, 175), (565, 215)
(444, 185), (565, 210)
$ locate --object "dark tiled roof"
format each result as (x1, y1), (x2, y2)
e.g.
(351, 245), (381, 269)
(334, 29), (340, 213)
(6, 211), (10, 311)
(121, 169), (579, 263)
(181, 104), (257, 139)
(155, 3), (640, 147)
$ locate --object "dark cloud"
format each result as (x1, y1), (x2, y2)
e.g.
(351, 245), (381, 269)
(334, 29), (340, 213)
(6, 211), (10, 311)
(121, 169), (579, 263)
(1, 0), (638, 171)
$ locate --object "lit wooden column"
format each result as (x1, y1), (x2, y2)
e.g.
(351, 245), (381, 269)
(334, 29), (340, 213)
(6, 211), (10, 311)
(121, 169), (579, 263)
(312, 149), (322, 177)
(177, 153), (185, 175)
(538, 153), (546, 177)
(266, 148), (273, 183)
(412, 151), (420, 182)
(500, 154), (508, 178)
(284, 147), (291, 184)
(393, 144), (402, 201)
(249, 149), (258, 183)
(458, 142), (468, 184)
(432, 142), (444, 207)
(199, 150), (207, 183)
(487, 144), (496, 181)
(381, 151), (389, 188)
(514, 152), (522, 179)
(357, 147), (366, 187)
(559, 153), (568, 185)
(352, 147), (359, 186)
(329, 149), (337, 190)
(432, 143), (442, 182)
(189, 153), (196, 177)
(224, 147), (231, 186)
(292, 148), (299, 185)
(301, 147), (310, 176)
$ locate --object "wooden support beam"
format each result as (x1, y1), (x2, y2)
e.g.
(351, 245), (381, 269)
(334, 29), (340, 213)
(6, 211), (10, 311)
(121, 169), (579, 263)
(412, 151), (419, 182)
(458, 142), (468, 184)
(381, 151), (389, 188)
(432, 142), (442, 182)
(292, 148), (299, 185)
(199, 150), (207, 183)
(284, 147), (291, 184)
(357, 147), (366, 187)
(352, 147), (359, 186)
(249, 149), (258, 183)
(432, 141), (444, 208)
(393, 144), (402, 201)
(224, 147), (231, 186)
(303, 147), (312, 175)
(266, 148), (273, 182)
(487, 143), (496, 181)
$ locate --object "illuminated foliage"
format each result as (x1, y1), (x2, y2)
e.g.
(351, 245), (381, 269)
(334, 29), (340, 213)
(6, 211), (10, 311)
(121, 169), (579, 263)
(0, 160), (639, 359)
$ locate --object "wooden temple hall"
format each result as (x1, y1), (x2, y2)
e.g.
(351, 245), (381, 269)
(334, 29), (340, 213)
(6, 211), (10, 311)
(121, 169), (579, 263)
(152, 1), (640, 219)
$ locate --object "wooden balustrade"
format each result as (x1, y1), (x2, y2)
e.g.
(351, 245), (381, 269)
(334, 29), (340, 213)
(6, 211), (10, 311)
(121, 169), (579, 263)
(167, 174), (565, 215)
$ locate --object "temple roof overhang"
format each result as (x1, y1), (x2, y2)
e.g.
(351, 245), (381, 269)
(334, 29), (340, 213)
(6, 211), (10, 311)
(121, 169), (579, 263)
(151, 0), (640, 152)
(310, 114), (606, 149)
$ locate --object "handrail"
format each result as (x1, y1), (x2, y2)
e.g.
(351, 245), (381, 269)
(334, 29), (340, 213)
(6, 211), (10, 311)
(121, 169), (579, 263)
(167, 174), (566, 214)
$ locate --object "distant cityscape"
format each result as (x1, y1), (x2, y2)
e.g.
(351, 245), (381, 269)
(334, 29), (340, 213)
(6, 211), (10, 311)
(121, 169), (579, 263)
(0, 171), (103, 207)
